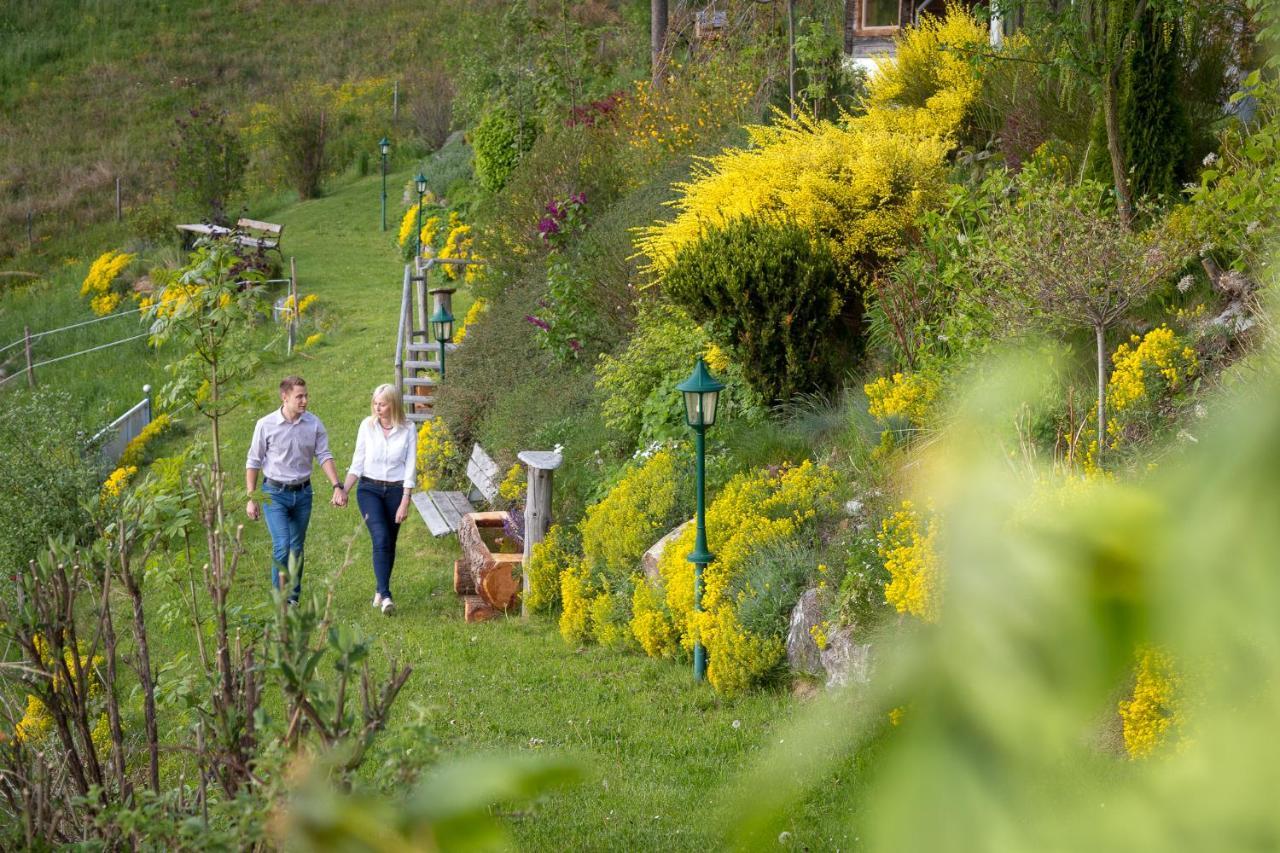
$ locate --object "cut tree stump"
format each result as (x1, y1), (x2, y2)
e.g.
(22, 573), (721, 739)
(454, 559), (476, 595)
(464, 595), (497, 622)
(457, 511), (523, 613)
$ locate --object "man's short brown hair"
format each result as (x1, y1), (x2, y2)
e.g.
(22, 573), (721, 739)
(280, 375), (307, 394)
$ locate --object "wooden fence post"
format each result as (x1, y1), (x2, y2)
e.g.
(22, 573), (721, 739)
(518, 449), (563, 617)
(23, 325), (35, 388)
(287, 257), (298, 357)
(115, 177), (122, 222)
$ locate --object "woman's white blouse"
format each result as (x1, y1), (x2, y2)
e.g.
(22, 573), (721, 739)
(348, 417), (417, 489)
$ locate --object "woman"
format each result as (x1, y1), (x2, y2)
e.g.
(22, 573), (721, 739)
(343, 384), (417, 614)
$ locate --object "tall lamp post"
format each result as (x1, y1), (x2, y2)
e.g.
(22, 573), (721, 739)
(379, 137), (391, 231)
(414, 172), (428, 259)
(677, 358), (724, 682)
(431, 303), (454, 379)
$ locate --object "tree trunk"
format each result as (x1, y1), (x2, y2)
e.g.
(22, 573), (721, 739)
(651, 0), (668, 86)
(1102, 63), (1134, 228)
(1095, 322), (1107, 464)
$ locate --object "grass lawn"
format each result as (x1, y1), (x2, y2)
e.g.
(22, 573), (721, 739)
(127, 169), (864, 850)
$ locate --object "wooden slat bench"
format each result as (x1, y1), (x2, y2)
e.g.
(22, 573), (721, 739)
(411, 443), (502, 537)
(233, 217), (284, 257)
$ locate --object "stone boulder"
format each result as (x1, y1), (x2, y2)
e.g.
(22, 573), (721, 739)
(785, 588), (825, 676)
(820, 627), (872, 688)
(640, 520), (692, 586)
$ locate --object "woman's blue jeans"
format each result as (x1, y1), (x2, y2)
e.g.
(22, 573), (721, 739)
(262, 482), (313, 603)
(356, 480), (404, 600)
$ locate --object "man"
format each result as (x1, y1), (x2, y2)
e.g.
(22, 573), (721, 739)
(246, 375), (346, 603)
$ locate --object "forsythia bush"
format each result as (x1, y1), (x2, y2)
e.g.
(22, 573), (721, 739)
(1118, 646), (1181, 759)
(415, 417), (458, 491)
(1105, 326), (1198, 448)
(877, 500), (940, 622)
(398, 195), (439, 251)
(616, 56), (756, 160)
(865, 372), (940, 428)
(15, 635), (110, 755)
(640, 461), (839, 695)
(119, 414), (172, 468)
(80, 250), (136, 316)
(498, 462), (525, 503)
(630, 578), (679, 658)
(635, 5), (986, 282)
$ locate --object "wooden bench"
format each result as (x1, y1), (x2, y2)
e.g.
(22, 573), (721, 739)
(412, 443), (502, 537)
(233, 217), (284, 257)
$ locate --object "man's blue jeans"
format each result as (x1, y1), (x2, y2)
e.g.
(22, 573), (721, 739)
(262, 482), (313, 603)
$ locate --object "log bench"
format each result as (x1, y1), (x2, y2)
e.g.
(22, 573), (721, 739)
(233, 217), (284, 258)
(411, 443), (501, 536)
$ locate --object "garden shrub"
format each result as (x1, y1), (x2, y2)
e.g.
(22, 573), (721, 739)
(0, 390), (97, 578)
(1104, 326), (1198, 450)
(471, 105), (538, 193)
(80, 249), (136, 316)
(662, 217), (846, 404)
(416, 417), (459, 492)
(559, 559), (595, 645)
(526, 523), (577, 614)
(635, 5), (985, 285)
(732, 539), (819, 644)
(1118, 646), (1182, 759)
(579, 449), (688, 587)
(641, 461), (839, 695)
(877, 500), (940, 622)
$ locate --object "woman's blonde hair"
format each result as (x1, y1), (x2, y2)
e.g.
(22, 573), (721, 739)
(370, 383), (406, 426)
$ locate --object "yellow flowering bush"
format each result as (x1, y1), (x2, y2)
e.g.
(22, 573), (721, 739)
(415, 417), (458, 491)
(580, 450), (682, 584)
(15, 692), (52, 743)
(80, 249), (136, 316)
(300, 332), (324, 350)
(100, 465), (138, 503)
(527, 524), (575, 614)
(635, 5), (985, 281)
(397, 197), (439, 250)
(454, 297), (487, 343)
(865, 372), (940, 428)
(858, 2), (988, 141)
(119, 414), (172, 468)
(559, 560), (595, 645)
(616, 56), (756, 159)
(1105, 326), (1199, 448)
(498, 461), (525, 503)
(630, 578), (679, 658)
(878, 500), (940, 622)
(642, 461), (839, 694)
(439, 213), (481, 282)
(1118, 646), (1181, 759)
(589, 591), (631, 649)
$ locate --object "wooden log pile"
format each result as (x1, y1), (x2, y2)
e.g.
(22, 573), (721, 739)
(455, 511), (522, 622)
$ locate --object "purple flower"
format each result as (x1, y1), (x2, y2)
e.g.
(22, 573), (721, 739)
(537, 217), (560, 238)
(545, 200), (563, 218)
(570, 192), (586, 206)
(568, 339), (583, 352)
(525, 314), (550, 332)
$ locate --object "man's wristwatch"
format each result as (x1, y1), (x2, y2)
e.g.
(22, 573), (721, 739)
(332, 482), (344, 491)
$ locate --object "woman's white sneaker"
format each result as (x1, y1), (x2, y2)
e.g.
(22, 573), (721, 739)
(372, 593), (384, 608)
(380, 597), (395, 615)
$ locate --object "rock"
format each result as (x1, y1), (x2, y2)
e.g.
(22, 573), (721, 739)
(820, 627), (872, 688)
(785, 588), (825, 676)
(640, 520), (692, 586)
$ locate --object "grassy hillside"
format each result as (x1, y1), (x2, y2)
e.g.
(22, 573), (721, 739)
(0, 0), (610, 263)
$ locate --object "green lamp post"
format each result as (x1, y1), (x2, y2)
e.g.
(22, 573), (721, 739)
(431, 303), (454, 379)
(378, 137), (391, 231)
(414, 172), (428, 258)
(677, 357), (724, 682)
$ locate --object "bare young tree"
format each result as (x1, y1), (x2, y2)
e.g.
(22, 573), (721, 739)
(972, 183), (1187, 461)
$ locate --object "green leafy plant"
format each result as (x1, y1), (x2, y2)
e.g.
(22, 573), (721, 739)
(662, 217), (848, 405)
(471, 105), (538, 193)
